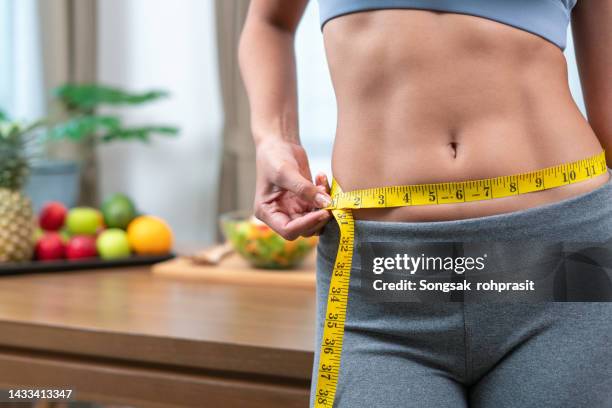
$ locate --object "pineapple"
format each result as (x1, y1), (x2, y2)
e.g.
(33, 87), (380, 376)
(0, 121), (36, 262)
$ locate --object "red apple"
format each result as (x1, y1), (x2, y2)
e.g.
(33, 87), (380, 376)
(35, 232), (65, 261)
(66, 235), (98, 259)
(39, 202), (67, 231)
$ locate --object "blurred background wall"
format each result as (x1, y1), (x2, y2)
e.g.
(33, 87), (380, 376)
(0, 0), (589, 245)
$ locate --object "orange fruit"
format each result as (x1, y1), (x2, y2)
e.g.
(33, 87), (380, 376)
(126, 215), (173, 255)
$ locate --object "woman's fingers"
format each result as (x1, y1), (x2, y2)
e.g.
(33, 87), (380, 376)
(255, 170), (332, 240)
(282, 209), (330, 240)
(301, 212), (332, 237)
(276, 167), (331, 208)
(259, 206), (329, 240)
(315, 172), (331, 194)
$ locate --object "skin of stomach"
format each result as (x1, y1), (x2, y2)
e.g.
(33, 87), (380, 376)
(323, 9), (609, 222)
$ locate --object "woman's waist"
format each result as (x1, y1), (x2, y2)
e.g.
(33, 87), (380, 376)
(318, 170), (612, 262)
(331, 123), (607, 222)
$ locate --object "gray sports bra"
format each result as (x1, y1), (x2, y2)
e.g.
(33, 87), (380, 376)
(318, 0), (577, 49)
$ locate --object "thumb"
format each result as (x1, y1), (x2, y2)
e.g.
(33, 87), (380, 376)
(278, 168), (332, 208)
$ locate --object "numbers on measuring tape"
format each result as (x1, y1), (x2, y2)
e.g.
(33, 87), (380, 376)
(563, 170), (576, 183)
(586, 165), (596, 177)
(325, 152), (605, 212)
(535, 177), (543, 188)
(325, 338), (336, 346)
(319, 362), (333, 381)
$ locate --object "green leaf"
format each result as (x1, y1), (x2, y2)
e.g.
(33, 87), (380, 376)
(48, 116), (121, 142)
(54, 83), (169, 111)
(100, 126), (179, 143)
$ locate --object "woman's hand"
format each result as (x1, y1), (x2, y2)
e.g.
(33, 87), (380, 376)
(254, 138), (332, 240)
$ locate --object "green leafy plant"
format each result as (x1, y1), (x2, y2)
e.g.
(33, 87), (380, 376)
(48, 83), (179, 144)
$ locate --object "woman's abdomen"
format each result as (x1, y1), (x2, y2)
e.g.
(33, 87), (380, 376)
(324, 9), (608, 221)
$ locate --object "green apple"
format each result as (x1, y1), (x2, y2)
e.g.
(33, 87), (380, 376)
(66, 207), (103, 235)
(101, 193), (137, 229)
(96, 228), (131, 260)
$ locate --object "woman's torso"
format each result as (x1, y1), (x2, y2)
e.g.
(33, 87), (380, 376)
(323, 9), (608, 221)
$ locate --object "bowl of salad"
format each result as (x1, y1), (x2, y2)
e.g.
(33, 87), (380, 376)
(220, 211), (318, 269)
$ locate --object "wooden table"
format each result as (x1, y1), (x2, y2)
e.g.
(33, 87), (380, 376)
(0, 267), (316, 407)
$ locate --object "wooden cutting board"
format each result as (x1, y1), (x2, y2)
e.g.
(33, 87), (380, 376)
(151, 246), (316, 290)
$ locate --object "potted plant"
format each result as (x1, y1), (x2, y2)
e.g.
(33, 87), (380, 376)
(21, 84), (178, 210)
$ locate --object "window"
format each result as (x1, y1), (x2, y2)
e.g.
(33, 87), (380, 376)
(0, 0), (44, 120)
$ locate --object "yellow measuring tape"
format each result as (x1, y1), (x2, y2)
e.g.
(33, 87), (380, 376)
(313, 151), (607, 407)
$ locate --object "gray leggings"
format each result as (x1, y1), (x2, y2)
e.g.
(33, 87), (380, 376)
(312, 176), (612, 408)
